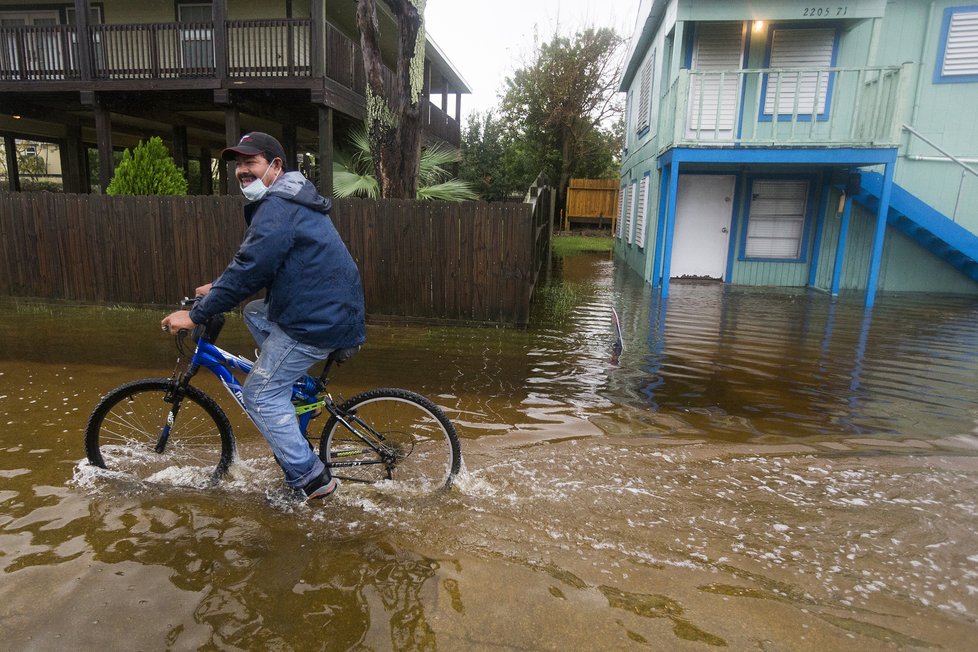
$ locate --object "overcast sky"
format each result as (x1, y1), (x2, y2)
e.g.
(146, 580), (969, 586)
(424, 0), (642, 121)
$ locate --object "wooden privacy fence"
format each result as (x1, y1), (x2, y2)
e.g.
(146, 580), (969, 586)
(563, 178), (619, 231)
(0, 192), (552, 326)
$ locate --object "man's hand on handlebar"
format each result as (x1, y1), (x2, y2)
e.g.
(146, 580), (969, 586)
(195, 283), (213, 298)
(161, 310), (195, 335)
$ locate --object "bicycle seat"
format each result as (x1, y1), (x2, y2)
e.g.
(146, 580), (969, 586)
(328, 346), (360, 364)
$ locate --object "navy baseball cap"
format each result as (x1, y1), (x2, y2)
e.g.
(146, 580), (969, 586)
(221, 132), (287, 164)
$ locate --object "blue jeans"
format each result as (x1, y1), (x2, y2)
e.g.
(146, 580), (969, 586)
(242, 299), (330, 488)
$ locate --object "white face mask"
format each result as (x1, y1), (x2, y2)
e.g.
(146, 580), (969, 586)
(240, 159), (278, 202)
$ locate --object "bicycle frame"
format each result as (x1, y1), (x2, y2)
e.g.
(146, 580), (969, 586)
(179, 335), (393, 473)
(184, 337), (323, 436)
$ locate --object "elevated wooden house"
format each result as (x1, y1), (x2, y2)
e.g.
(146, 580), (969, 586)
(0, 0), (470, 194)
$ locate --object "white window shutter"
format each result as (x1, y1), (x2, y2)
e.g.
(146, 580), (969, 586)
(637, 53), (654, 132)
(764, 28), (835, 116)
(616, 186), (626, 240)
(944, 10), (978, 77)
(626, 181), (637, 244)
(636, 176), (649, 247)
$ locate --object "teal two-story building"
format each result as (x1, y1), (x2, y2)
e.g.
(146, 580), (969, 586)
(618, 0), (978, 305)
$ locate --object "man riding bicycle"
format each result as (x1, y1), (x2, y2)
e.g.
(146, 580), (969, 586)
(161, 132), (366, 501)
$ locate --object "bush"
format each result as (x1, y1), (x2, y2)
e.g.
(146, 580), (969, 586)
(19, 179), (63, 192)
(106, 136), (188, 196)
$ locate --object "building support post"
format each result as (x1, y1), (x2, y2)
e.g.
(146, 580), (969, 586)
(213, 0), (228, 80)
(864, 161), (894, 307)
(808, 174), (831, 287)
(199, 148), (212, 195)
(92, 102), (113, 192)
(223, 105), (240, 195)
(831, 191), (854, 296)
(63, 121), (86, 193)
(317, 105), (333, 197)
(310, 0), (326, 78)
(73, 0), (93, 81)
(651, 166), (670, 287)
(660, 162), (681, 299)
(4, 135), (20, 191)
(283, 123), (297, 171)
(172, 124), (189, 180)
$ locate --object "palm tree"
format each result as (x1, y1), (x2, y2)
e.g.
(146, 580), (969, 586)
(333, 127), (478, 201)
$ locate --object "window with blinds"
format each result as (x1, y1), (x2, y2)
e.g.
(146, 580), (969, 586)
(936, 7), (978, 83)
(762, 27), (837, 119)
(744, 180), (809, 260)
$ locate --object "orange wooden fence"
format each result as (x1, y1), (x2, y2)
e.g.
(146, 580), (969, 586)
(563, 178), (619, 231)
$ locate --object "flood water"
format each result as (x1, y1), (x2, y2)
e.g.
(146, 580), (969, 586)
(2, 250), (978, 650)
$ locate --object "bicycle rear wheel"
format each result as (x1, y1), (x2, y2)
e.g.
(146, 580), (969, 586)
(320, 388), (461, 491)
(85, 378), (235, 483)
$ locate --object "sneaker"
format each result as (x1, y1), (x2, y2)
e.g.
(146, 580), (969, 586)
(303, 472), (338, 501)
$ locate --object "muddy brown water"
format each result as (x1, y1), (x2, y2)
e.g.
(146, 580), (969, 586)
(2, 252), (978, 650)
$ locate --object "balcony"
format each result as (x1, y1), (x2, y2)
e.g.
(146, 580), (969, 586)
(0, 19), (459, 144)
(657, 65), (909, 152)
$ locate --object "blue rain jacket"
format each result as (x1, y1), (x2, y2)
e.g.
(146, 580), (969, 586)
(190, 172), (366, 350)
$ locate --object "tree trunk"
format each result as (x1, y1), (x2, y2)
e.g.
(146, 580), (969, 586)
(556, 130), (574, 222)
(355, 0), (426, 199)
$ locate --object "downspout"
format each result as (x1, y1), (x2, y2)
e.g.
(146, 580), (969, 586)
(831, 192), (853, 297)
(909, 1), (939, 133)
(808, 173), (831, 288)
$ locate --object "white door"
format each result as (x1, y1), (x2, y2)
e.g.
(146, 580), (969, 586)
(687, 22), (745, 141)
(671, 175), (735, 280)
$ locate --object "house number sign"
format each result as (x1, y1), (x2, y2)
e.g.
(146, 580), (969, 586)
(802, 6), (849, 17)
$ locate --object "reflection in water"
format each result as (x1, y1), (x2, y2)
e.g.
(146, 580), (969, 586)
(81, 498), (443, 650)
(612, 276), (978, 442)
(2, 252), (978, 649)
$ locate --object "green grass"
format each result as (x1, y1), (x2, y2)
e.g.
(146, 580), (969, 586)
(551, 233), (613, 256)
(532, 284), (580, 323)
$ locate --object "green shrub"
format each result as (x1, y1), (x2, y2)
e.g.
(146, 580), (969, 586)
(106, 136), (188, 196)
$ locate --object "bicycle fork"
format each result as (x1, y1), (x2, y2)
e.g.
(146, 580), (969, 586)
(157, 367), (197, 454)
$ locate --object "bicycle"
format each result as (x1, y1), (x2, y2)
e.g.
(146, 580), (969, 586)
(85, 300), (462, 493)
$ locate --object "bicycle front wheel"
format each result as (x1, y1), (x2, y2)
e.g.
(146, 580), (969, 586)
(320, 388), (461, 491)
(85, 378), (235, 483)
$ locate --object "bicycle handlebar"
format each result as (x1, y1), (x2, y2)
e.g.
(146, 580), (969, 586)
(172, 296), (225, 346)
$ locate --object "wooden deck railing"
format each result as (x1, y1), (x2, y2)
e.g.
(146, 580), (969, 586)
(0, 20), (460, 144)
(0, 24), (79, 81)
(227, 19), (312, 77)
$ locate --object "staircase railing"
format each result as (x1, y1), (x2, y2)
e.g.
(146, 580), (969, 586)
(903, 123), (978, 223)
